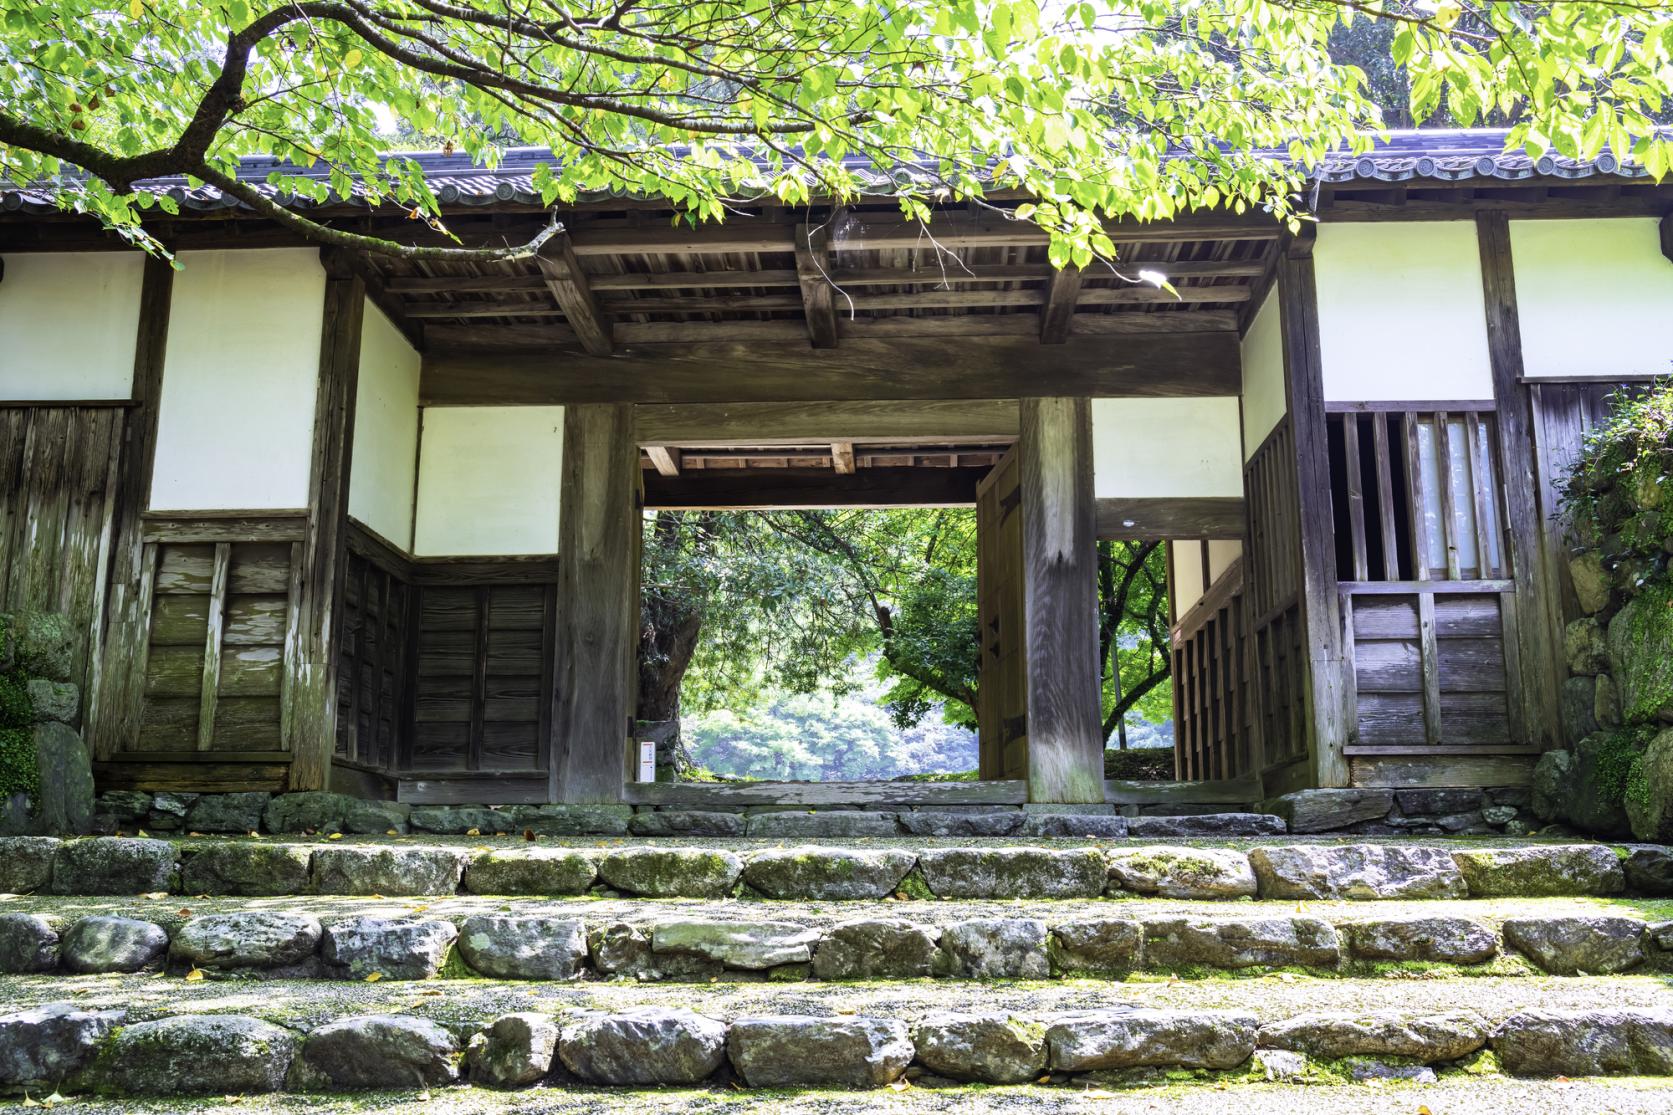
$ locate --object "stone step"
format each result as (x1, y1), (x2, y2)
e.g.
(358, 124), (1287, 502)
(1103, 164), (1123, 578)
(2, 892), (1667, 983)
(7, 833), (1667, 901)
(2, 974), (1670, 1095)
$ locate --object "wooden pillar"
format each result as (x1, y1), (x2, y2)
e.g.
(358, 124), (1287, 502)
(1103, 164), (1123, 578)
(1276, 237), (1349, 788)
(88, 253), (174, 760)
(1476, 211), (1562, 750)
(550, 403), (639, 804)
(285, 253), (365, 790)
(1019, 397), (1104, 803)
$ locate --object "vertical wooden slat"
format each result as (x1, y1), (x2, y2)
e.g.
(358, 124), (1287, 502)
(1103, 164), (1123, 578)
(397, 581), (423, 773)
(551, 403), (640, 804)
(536, 582), (557, 779)
(1417, 592), (1443, 746)
(279, 540), (305, 755)
(1371, 415), (1400, 579)
(195, 542), (231, 751)
(1464, 412), (1496, 577)
(1434, 411), (1462, 579)
(1338, 594), (1358, 748)
(1403, 412), (1431, 581)
(1342, 414), (1369, 580)
(1477, 211), (1561, 750)
(1018, 396), (1104, 803)
(469, 586), (490, 772)
(345, 558), (370, 761)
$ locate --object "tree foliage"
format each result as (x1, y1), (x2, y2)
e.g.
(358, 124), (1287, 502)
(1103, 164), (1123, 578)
(5, 2), (1672, 264)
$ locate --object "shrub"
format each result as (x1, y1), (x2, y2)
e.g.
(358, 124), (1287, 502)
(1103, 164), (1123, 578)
(1560, 380), (1673, 594)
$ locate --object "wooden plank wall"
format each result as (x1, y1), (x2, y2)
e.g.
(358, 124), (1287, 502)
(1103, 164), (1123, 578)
(1171, 557), (1257, 780)
(335, 543), (413, 772)
(1242, 417), (1310, 781)
(975, 447), (1026, 780)
(0, 405), (126, 708)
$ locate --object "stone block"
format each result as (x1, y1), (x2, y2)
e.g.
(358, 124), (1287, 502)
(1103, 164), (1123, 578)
(649, 919), (819, 970)
(457, 915), (587, 981)
(463, 847), (596, 895)
(170, 912), (323, 976)
(811, 918), (941, 980)
(0, 912), (60, 973)
(559, 1007), (726, 1086)
(322, 917), (458, 980)
(409, 804), (512, 835)
(1568, 551), (1613, 615)
(1107, 846), (1256, 899)
(597, 847), (742, 897)
(467, 1013), (558, 1089)
(918, 848), (1105, 899)
(296, 1015), (458, 1088)
(1049, 918), (1143, 977)
(1267, 789), (1393, 834)
(179, 842), (311, 896)
(628, 810), (745, 837)
(1502, 916), (1646, 975)
(742, 847), (915, 900)
(727, 1017), (913, 1089)
(1452, 845), (1625, 897)
(1018, 813), (1131, 838)
(62, 916), (168, 973)
(0, 835), (59, 892)
(52, 838), (175, 894)
(1624, 845), (1673, 895)
(508, 803), (632, 836)
(1342, 915), (1498, 965)
(262, 791), (357, 834)
(183, 792), (270, 834)
(1141, 916), (1339, 970)
(1257, 1010), (1488, 1062)
(1492, 1008), (1673, 1076)
(1046, 1009), (1255, 1071)
(913, 1013), (1048, 1084)
(1128, 813), (1285, 837)
(93, 1015), (296, 1095)
(1248, 844), (1466, 900)
(1565, 617), (1609, 675)
(744, 810), (901, 838)
(901, 810), (1025, 837)
(938, 918), (1049, 979)
(25, 679), (78, 724)
(310, 845), (466, 896)
(0, 1003), (124, 1089)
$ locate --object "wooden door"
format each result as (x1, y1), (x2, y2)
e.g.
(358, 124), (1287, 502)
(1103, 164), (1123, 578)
(975, 447), (1026, 779)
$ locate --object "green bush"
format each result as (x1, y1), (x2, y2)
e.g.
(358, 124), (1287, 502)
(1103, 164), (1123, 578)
(1560, 380), (1673, 593)
(1104, 747), (1176, 781)
(0, 673), (29, 729)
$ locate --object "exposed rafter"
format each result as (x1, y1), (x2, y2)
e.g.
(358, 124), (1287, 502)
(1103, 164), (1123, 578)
(644, 446), (683, 477)
(1039, 266), (1084, 344)
(794, 219), (839, 348)
(536, 233), (612, 356)
(830, 441), (856, 474)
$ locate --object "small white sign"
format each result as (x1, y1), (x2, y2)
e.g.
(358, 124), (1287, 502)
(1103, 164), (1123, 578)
(637, 740), (657, 783)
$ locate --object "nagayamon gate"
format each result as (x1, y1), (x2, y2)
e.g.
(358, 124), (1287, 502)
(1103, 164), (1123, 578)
(2, 129), (1670, 812)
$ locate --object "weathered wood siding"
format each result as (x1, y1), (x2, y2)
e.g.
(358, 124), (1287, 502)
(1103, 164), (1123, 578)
(0, 405), (125, 707)
(975, 447), (1026, 780)
(1242, 416), (1309, 780)
(1171, 557), (1258, 780)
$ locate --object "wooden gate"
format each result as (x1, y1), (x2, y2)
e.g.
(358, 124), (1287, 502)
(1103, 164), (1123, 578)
(975, 447), (1026, 780)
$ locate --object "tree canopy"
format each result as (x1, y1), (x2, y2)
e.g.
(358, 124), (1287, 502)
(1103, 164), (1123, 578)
(4, 2), (1672, 264)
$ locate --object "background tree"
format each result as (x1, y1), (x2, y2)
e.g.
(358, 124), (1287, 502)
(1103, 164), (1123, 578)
(4, 2), (1671, 267)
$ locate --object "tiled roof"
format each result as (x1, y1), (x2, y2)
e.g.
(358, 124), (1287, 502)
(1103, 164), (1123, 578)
(0, 128), (1648, 216)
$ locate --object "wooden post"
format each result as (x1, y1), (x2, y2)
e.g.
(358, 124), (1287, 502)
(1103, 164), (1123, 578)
(1276, 237), (1349, 788)
(1476, 211), (1562, 750)
(550, 403), (639, 804)
(89, 253), (174, 760)
(1018, 397), (1104, 803)
(285, 252), (365, 790)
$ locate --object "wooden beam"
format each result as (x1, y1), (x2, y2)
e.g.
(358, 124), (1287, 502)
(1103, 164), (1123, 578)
(1476, 210), (1562, 751)
(642, 466), (989, 509)
(1095, 497), (1246, 539)
(1040, 266), (1084, 344)
(1019, 397), (1104, 803)
(285, 251), (366, 791)
(423, 331), (1241, 406)
(644, 445), (682, 477)
(551, 404), (638, 804)
(536, 233), (612, 356)
(88, 253), (173, 761)
(830, 441), (856, 474)
(1276, 234), (1349, 789)
(794, 221), (838, 348)
(195, 542), (231, 751)
(635, 399), (1019, 445)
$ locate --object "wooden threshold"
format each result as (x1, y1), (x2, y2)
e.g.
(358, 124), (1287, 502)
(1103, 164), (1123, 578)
(1105, 776), (1262, 806)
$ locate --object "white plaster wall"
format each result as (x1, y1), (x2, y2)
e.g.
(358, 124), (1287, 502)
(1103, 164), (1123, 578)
(1207, 538), (1242, 583)
(1171, 543), (1206, 622)
(414, 406), (565, 556)
(149, 249), (324, 510)
(1314, 222), (1494, 402)
(1511, 218), (1673, 379)
(1240, 287), (1285, 457)
(0, 252), (144, 400)
(1091, 397), (1243, 498)
(348, 303), (421, 549)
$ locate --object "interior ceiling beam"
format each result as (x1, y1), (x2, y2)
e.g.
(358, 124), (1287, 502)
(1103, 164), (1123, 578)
(644, 446), (682, 477)
(794, 219), (839, 348)
(643, 466), (990, 509)
(536, 233), (613, 356)
(634, 399), (1021, 445)
(422, 330), (1240, 406)
(1039, 265), (1084, 344)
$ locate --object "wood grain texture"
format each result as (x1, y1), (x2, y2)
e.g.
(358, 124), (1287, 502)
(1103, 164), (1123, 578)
(634, 398), (1021, 445)
(1094, 497), (1245, 540)
(1476, 211), (1561, 751)
(422, 331), (1240, 405)
(286, 263), (365, 790)
(195, 543), (230, 751)
(1276, 241), (1349, 788)
(1350, 753), (1535, 789)
(1019, 397), (1104, 803)
(1039, 266), (1084, 343)
(537, 233), (612, 356)
(551, 404), (638, 804)
(642, 466), (988, 509)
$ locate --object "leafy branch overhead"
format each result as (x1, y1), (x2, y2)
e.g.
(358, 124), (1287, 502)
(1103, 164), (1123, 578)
(3, 1), (1672, 262)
